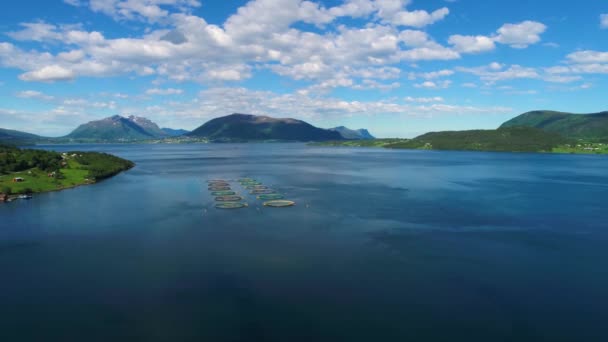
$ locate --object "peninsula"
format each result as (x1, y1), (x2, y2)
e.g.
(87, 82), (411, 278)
(0, 144), (134, 200)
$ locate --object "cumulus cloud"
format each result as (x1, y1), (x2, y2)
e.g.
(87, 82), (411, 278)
(0, 0), (462, 87)
(7, 22), (64, 41)
(494, 21), (547, 48)
(19, 65), (75, 82)
(566, 50), (608, 64)
(86, 0), (202, 22)
(414, 80), (452, 89)
(408, 69), (454, 80)
(448, 20), (546, 53)
(145, 87), (183, 95)
(16, 90), (55, 101)
(405, 96), (444, 103)
(457, 63), (539, 83)
(448, 34), (495, 53)
(188, 87), (510, 124)
(376, 0), (450, 27)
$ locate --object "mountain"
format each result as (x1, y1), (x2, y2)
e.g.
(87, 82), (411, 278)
(65, 115), (180, 141)
(330, 126), (375, 140)
(386, 126), (570, 152)
(127, 115), (167, 137)
(500, 110), (608, 140)
(161, 128), (189, 137)
(187, 113), (343, 141)
(0, 128), (43, 145)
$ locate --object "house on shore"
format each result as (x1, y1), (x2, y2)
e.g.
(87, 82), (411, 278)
(12, 177), (24, 183)
(0, 193), (7, 202)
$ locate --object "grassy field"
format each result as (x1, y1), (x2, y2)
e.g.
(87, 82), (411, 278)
(1, 146), (134, 196)
(0, 159), (93, 194)
(552, 143), (608, 154)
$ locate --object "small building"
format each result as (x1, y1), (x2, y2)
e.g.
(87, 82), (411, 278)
(12, 177), (24, 183)
(0, 193), (7, 202)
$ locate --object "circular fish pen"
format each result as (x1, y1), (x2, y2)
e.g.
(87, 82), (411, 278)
(208, 182), (230, 187)
(245, 185), (269, 190)
(238, 178), (255, 183)
(240, 181), (262, 186)
(208, 186), (231, 191)
(215, 195), (244, 202)
(211, 191), (236, 196)
(215, 202), (248, 209)
(263, 200), (295, 207)
(257, 193), (284, 200)
(250, 189), (276, 195)
(207, 179), (227, 183)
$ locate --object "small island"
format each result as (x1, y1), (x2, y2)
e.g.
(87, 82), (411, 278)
(0, 144), (134, 202)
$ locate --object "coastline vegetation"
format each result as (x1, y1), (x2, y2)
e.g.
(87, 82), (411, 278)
(311, 127), (608, 155)
(0, 144), (134, 196)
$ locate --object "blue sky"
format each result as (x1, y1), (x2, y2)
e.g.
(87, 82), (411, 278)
(0, 0), (607, 137)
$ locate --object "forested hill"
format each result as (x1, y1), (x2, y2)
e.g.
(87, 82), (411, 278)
(0, 144), (134, 195)
(500, 110), (608, 141)
(384, 127), (570, 152)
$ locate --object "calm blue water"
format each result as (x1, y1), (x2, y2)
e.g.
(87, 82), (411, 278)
(1, 143), (607, 341)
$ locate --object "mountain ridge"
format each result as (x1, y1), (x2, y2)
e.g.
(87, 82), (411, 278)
(500, 110), (608, 140)
(330, 126), (375, 140)
(187, 113), (343, 141)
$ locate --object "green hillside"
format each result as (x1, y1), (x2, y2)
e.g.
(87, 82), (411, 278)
(385, 127), (570, 152)
(0, 144), (134, 195)
(500, 110), (608, 141)
(0, 128), (43, 145)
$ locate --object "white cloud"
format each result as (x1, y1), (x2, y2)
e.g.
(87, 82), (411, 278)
(448, 34), (495, 53)
(7, 22), (63, 42)
(377, 0), (450, 27)
(457, 63), (539, 83)
(0, 0), (464, 86)
(494, 21), (547, 48)
(16, 90), (55, 101)
(414, 80), (452, 89)
(408, 69), (454, 80)
(87, 0), (202, 22)
(352, 79), (400, 90)
(566, 50), (608, 64)
(545, 63), (608, 75)
(187, 87), (510, 123)
(145, 87), (183, 95)
(601, 14), (608, 29)
(63, 0), (83, 6)
(19, 65), (75, 82)
(405, 96), (444, 103)
(543, 75), (583, 83)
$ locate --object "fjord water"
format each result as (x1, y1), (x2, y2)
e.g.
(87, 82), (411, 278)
(1, 144), (607, 341)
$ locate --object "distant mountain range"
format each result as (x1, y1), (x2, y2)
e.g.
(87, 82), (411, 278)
(500, 110), (608, 140)
(187, 113), (343, 142)
(0, 113), (373, 143)
(3, 110), (607, 146)
(329, 126), (375, 140)
(67, 115), (191, 141)
(161, 128), (190, 137)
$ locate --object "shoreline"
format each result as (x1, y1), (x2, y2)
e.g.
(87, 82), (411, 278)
(1, 168), (132, 203)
